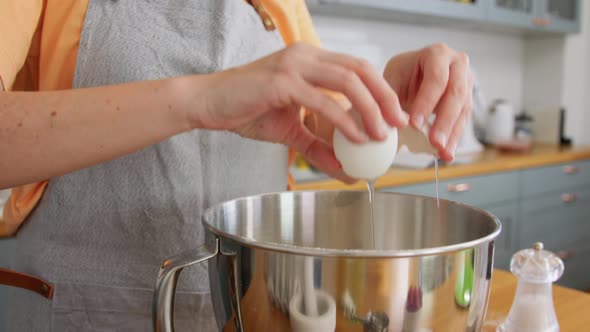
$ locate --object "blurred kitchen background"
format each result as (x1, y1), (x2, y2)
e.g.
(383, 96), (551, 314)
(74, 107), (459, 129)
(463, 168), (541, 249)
(307, 0), (589, 146)
(291, 0), (590, 292)
(0, 1), (589, 326)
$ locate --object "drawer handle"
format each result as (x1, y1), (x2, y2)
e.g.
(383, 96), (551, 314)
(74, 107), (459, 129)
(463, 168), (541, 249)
(556, 250), (575, 261)
(447, 183), (471, 193)
(563, 165), (579, 175)
(561, 193), (577, 203)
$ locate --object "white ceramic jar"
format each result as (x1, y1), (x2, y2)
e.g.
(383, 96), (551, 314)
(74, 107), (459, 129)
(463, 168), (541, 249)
(486, 99), (515, 144)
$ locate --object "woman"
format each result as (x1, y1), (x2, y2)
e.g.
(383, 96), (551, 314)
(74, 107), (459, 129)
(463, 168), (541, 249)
(0, 0), (471, 330)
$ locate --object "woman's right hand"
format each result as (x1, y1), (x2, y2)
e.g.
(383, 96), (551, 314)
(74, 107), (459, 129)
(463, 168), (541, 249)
(0, 43), (406, 188)
(181, 42), (409, 180)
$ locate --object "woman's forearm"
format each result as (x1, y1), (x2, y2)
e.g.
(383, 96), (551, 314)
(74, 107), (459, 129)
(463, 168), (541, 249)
(0, 43), (417, 189)
(0, 77), (205, 189)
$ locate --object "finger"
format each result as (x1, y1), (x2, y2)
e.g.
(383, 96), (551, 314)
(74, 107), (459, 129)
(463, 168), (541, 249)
(429, 58), (469, 151)
(316, 51), (409, 128)
(302, 62), (389, 141)
(408, 49), (452, 130)
(289, 77), (368, 144)
(440, 107), (470, 162)
(332, 170), (357, 184)
(286, 122), (356, 184)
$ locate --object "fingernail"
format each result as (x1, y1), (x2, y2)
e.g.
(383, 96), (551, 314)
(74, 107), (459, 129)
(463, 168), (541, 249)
(448, 140), (457, 153)
(448, 141), (457, 159)
(434, 130), (447, 148)
(399, 110), (410, 126)
(412, 115), (424, 129)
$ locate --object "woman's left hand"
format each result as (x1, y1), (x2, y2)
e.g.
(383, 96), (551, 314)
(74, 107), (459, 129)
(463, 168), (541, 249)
(383, 43), (473, 161)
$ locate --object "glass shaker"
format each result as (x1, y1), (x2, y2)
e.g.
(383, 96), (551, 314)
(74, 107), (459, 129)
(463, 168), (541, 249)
(497, 242), (564, 332)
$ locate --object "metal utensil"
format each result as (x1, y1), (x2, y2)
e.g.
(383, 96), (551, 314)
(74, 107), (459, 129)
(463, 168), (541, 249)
(154, 191), (501, 332)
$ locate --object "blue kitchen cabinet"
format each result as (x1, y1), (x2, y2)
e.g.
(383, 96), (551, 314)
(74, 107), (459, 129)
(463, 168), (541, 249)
(384, 158), (590, 288)
(521, 160), (590, 198)
(331, 0), (486, 21)
(557, 241), (590, 290)
(485, 0), (580, 33)
(383, 171), (520, 270)
(486, 0), (538, 29)
(518, 186), (590, 289)
(481, 203), (518, 270)
(518, 188), (590, 252)
(382, 171), (519, 207)
(380, 180), (437, 198)
(541, 0), (581, 33)
(309, 0), (581, 34)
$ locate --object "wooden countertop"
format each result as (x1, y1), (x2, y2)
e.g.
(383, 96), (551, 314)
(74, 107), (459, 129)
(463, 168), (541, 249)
(292, 144), (590, 191)
(227, 267), (588, 331)
(484, 269), (590, 331)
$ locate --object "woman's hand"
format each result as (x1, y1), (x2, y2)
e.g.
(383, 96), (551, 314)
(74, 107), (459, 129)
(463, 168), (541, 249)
(185, 42), (409, 181)
(1, 42), (409, 188)
(383, 43), (473, 161)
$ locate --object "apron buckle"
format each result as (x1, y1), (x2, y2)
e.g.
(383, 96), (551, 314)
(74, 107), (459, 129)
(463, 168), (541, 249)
(247, 0), (276, 31)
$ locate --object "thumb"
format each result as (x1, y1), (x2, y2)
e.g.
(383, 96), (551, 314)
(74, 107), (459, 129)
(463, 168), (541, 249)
(286, 123), (356, 185)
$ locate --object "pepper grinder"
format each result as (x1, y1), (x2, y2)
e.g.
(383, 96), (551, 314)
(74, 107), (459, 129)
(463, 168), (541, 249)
(497, 242), (564, 332)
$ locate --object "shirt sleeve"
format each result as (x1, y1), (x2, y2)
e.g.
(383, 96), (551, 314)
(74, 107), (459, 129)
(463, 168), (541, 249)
(0, 0), (43, 91)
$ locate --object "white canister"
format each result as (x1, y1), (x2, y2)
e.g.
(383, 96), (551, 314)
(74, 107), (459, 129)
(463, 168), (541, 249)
(486, 100), (515, 144)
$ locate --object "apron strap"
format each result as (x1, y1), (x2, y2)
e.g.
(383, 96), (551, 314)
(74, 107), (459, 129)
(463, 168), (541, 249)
(246, 0), (276, 31)
(0, 268), (54, 299)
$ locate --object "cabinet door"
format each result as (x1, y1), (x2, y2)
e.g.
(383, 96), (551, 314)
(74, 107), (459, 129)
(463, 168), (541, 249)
(483, 203), (518, 271)
(540, 0), (580, 33)
(487, 0), (539, 29)
(519, 187), (590, 253)
(522, 160), (590, 198)
(383, 171), (520, 208)
(325, 0), (486, 21)
(556, 242), (590, 290)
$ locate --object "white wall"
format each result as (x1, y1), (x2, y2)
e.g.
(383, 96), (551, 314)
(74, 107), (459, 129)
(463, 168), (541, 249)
(562, 1), (590, 145)
(522, 1), (590, 145)
(311, 15), (525, 114)
(523, 0), (590, 144)
(523, 37), (564, 111)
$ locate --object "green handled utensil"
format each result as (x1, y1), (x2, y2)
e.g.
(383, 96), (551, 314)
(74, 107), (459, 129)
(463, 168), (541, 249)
(455, 249), (474, 308)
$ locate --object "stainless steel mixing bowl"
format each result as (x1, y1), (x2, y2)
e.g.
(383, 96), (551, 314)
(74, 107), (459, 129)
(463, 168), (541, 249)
(154, 191), (501, 332)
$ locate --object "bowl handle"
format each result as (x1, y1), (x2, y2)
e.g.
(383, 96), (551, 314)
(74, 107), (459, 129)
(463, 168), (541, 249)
(153, 238), (219, 332)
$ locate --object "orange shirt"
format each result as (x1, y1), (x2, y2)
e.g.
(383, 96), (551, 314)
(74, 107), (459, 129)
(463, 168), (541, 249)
(0, 0), (322, 236)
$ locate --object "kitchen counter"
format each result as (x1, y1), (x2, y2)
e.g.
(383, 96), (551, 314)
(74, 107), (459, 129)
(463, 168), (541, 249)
(484, 269), (590, 331)
(292, 144), (590, 190)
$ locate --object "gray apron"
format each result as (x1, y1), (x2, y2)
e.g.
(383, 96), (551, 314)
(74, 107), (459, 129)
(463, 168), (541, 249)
(7, 0), (287, 331)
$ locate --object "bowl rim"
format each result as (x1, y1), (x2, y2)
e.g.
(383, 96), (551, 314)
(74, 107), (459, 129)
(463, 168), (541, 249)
(202, 190), (502, 258)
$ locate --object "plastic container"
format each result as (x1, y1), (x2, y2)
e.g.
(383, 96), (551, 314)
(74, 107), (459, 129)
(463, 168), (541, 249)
(497, 242), (564, 332)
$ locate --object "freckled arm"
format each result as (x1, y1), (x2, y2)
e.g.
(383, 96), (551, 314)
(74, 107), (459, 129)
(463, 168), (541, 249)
(0, 77), (207, 189)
